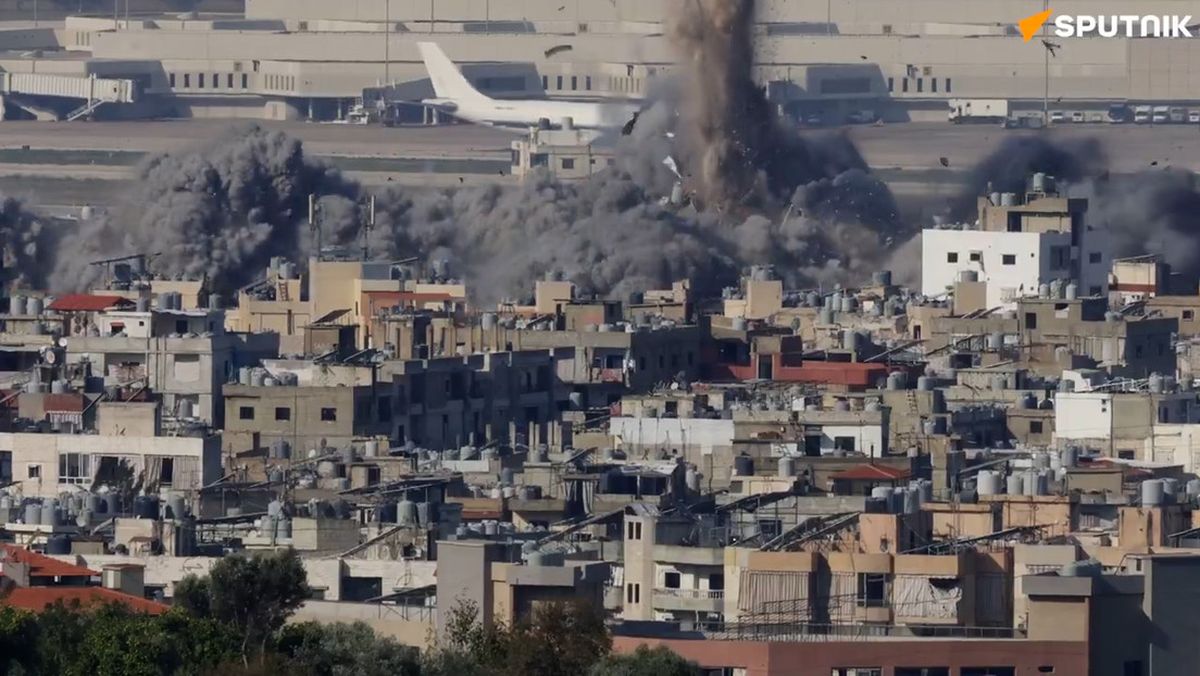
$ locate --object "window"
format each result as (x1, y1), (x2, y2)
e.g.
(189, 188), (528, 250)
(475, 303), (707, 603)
(239, 406), (255, 420)
(561, 158), (575, 170)
(175, 319), (189, 334)
(160, 458), (174, 486)
(945, 78), (952, 93)
(320, 408), (337, 422)
(27, 464), (40, 479)
(184, 73), (191, 87)
(969, 251), (981, 262)
(916, 78), (923, 92)
(570, 76), (577, 90)
(946, 252), (958, 263)
(556, 75), (563, 90)
(1090, 286), (1102, 296)
(275, 407), (291, 421)
(0, 451), (9, 484)
(241, 73), (249, 88)
(962, 669), (1015, 676)
(228, 73), (234, 88)
(377, 396), (392, 422)
(1025, 312), (1038, 329)
(634, 522), (641, 539)
(709, 573), (725, 591)
(857, 573), (888, 607)
(585, 76), (592, 90)
(664, 571), (681, 589)
(897, 670), (950, 676)
(1001, 254), (1016, 265)
(931, 78), (938, 93)
(58, 453), (91, 485)
(832, 668), (883, 676)
(1030, 420), (1044, 434)
(1089, 251), (1102, 264)
(834, 436), (856, 453)
(638, 357), (646, 371)
(198, 73), (205, 89)
(541, 75), (548, 90)
(901, 78), (908, 93)
(1185, 311), (1195, 321)
(887, 77), (894, 92)
(169, 73), (176, 87)
(530, 153), (549, 168)
(212, 73), (219, 88)
(1118, 450), (1135, 460)
(1121, 661), (1142, 676)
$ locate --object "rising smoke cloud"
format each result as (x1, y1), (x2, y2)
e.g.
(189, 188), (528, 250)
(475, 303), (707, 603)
(43, 0), (907, 302)
(51, 126), (360, 294)
(951, 134), (1200, 280)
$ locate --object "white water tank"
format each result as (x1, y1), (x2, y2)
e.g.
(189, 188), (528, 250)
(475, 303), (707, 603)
(1142, 480), (1165, 507)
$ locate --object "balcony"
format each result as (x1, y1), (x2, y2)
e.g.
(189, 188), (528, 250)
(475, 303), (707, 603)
(596, 368), (626, 384)
(653, 587), (725, 613)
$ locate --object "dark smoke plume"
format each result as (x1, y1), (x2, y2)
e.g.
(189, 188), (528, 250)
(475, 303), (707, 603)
(46, 0), (906, 302)
(52, 125), (359, 294)
(0, 195), (58, 290)
(954, 135), (1200, 280)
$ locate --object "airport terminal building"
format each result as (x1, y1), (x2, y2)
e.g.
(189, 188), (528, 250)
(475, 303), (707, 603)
(3, 0), (1200, 122)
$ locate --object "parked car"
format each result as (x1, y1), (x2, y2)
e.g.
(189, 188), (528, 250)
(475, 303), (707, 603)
(1070, 111), (1085, 123)
(1049, 110), (1066, 124)
(1189, 111), (1200, 124)
(1108, 104), (1131, 123)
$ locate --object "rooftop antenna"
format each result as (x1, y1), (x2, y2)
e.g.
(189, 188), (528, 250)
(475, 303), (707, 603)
(362, 195), (376, 261)
(308, 194), (322, 260)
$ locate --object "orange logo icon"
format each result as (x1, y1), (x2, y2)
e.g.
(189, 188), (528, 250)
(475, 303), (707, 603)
(1019, 9), (1053, 41)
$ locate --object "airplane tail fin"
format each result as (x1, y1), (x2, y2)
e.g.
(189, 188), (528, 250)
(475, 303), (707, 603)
(418, 42), (491, 103)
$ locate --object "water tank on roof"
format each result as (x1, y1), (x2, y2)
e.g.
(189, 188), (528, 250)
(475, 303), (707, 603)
(990, 374), (1008, 391)
(841, 329), (859, 351)
(362, 439), (379, 458)
(1065, 283), (1078, 300)
(103, 493), (119, 515)
(45, 535), (71, 555)
(731, 317), (748, 332)
(840, 296), (857, 314)
(866, 400), (882, 412)
(871, 486), (893, 501)
(686, 466), (701, 491)
(834, 399), (851, 412)
(26, 297), (42, 316)
(1149, 373), (1165, 394)
(237, 367), (252, 386)
(340, 446), (356, 466)
(958, 270), (979, 283)
(1000, 192), (1017, 206)
(483, 520), (499, 536)
(1061, 446), (1078, 469)
(279, 262), (296, 280)
(275, 517), (292, 539)
(1163, 478), (1179, 497)
(176, 398), (194, 420)
(1187, 479), (1200, 498)
(262, 377), (277, 388)
(375, 501), (398, 524)
(500, 468), (516, 485)
(819, 308), (835, 325)
(23, 502), (40, 525)
(917, 376), (934, 391)
(133, 495), (159, 519)
(734, 455), (754, 477)
(1006, 472), (1024, 496)
(40, 502), (59, 526)
(977, 470), (1001, 496)
(873, 270), (893, 286)
(501, 486), (516, 499)
(167, 494), (188, 520)
(250, 369), (266, 387)
(480, 312), (497, 331)
(987, 332), (1004, 351)
(49, 380), (66, 395)
(1033, 452), (1051, 470)
(903, 489), (920, 514)
(8, 294), (23, 315)
(1061, 559), (1103, 578)
(887, 372), (906, 390)
(806, 291), (821, 308)
(778, 456), (796, 478)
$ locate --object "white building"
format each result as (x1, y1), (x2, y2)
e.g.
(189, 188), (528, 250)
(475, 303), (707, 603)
(1055, 389), (1200, 457)
(921, 176), (1109, 310)
(922, 228), (1075, 309)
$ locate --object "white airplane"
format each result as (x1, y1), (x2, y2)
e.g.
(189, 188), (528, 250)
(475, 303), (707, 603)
(417, 42), (642, 132)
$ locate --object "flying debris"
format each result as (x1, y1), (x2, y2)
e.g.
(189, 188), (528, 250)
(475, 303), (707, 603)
(544, 44), (573, 58)
(621, 111), (640, 136)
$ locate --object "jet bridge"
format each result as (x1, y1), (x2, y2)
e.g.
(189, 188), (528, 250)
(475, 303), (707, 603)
(0, 72), (138, 120)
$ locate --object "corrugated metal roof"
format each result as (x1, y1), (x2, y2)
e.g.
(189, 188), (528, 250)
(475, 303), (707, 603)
(829, 463), (911, 481)
(47, 294), (134, 312)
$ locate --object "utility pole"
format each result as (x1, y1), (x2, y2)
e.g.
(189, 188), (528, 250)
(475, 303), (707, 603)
(1042, 0), (1049, 124)
(384, 0), (390, 86)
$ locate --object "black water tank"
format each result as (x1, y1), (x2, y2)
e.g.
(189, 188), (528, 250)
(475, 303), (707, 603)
(133, 495), (159, 519)
(45, 534), (71, 555)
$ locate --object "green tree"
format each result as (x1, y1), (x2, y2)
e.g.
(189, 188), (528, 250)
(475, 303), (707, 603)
(277, 620), (421, 676)
(175, 548), (310, 664)
(588, 645), (703, 676)
(427, 598), (610, 676)
(0, 605), (37, 674)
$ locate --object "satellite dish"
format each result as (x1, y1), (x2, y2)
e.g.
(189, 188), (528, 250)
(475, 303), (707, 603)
(57, 337), (68, 348)
(43, 350), (58, 365)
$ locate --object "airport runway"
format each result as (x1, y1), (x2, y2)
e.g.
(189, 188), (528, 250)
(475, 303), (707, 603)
(0, 119), (1197, 215)
(0, 119), (1194, 172)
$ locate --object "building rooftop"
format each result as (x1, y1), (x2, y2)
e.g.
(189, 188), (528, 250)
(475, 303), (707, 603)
(1, 545), (98, 578)
(48, 294), (135, 312)
(829, 463), (912, 482)
(1, 586), (169, 615)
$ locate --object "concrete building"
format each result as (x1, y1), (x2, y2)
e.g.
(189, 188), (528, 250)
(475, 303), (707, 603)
(922, 175), (1108, 309)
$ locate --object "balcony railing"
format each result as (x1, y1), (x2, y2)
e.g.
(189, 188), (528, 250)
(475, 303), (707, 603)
(655, 588), (725, 600)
